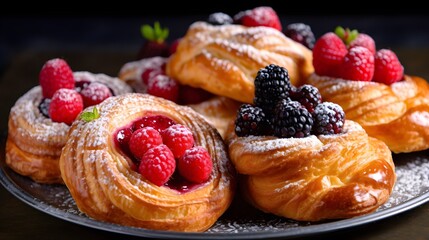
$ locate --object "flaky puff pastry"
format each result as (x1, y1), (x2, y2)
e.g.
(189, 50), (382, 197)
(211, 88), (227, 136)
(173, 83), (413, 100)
(226, 120), (395, 221)
(59, 93), (236, 232)
(166, 22), (314, 103)
(307, 74), (429, 153)
(5, 71), (132, 184)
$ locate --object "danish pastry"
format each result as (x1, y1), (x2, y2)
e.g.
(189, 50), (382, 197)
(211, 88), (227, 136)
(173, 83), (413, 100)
(59, 93), (236, 232)
(166, 21), (314, 103)
(5, 71), (132, 183)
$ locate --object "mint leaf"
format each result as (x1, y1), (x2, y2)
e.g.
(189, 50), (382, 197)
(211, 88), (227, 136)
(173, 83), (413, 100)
(141, 24), (155, 41)
(80, 107), (100, 122)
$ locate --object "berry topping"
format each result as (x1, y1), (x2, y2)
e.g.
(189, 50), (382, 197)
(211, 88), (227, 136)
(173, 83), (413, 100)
(178, 85), (214, 105)
(139, 144), (176, 186)
(38, 98), (51, 118)
(133, 115), (176, 132)
(338, 46), (374, 81)
(273, 100), (313, 138)
(48, 88), (83, 125)
(349, 33), (376, 55)
(115, 127), (133, 151)
(254, 64), (292, 115)
(178, 146), (213, 183)
(284, 23), (315, 49)
(137, 22), (170, 59)
(207, 12), (233, 25)
(312, 102), (345, 135)
(312, 32), (348, 77)
(290, 84), (322, 113)
(80, 82), (113, 107)
(147, 75), (179, 103)
(39, 58), (75, 98)
(234, 6), (282, 31)
(141, 67), (164, 85)
(161, 124), (195, 158)
(129, 127), (163, 160)
(235, 104), (271, 137)
(373, 49), (404, 85)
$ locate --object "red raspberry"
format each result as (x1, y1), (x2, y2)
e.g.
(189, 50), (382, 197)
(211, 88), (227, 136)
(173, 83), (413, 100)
(39, 58), (75, 98)
(115, 127), (133, 153)
(338, 46), (375, 81)
(133, 115), (176, 132)
(349, 33), (376, 55)
(139, 144), (176, 186)
(373, 49), (404, 85)
(161, 124), (195, 158)
(312, 32), (348, 77)
(48, 88), (83, 125)
(178, 85), (214, 105)
(178, 146), (213, 183)
(128, 127), (163, 160)
(80, 82), (113, 107)
(234, 6), (282, 31)
(141, 67), (164, 85)
(147, 75), (179, 103)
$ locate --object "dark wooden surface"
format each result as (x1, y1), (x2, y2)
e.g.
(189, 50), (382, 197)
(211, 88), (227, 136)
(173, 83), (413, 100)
(1, 15), (429, 240)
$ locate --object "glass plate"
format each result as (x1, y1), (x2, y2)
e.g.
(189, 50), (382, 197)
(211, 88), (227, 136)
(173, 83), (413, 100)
(1, 136), (429, 239)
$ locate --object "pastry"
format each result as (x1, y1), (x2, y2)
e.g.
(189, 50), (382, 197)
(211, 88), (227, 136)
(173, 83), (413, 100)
(226, 64), (395, 221)
(59, 93), (236, 232)
(166, 21), (314, 103)
(307, 27), (429, 153)
(6, 58), (132, 184)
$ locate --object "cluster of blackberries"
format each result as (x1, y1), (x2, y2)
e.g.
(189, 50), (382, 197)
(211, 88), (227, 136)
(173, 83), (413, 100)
(235, 64), (345, 138)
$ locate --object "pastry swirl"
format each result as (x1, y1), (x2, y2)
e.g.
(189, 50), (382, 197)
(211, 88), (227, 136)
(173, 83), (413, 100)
(226, 120), (395, 221)
(5, 71), (132, 183)
(59, 93), (236, 232)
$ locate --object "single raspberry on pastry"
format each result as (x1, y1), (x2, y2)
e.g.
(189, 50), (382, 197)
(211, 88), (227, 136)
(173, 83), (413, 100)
(290, 84), (322, 113)
(80, 82), (113, 107)
(147, 74), (179, 103)
(141, 67), (164, 85)
(349, 33), (376, 55)
(373, 49), (404, 85)
(178, 146), (213, 183)
(312, 32), (348, 77)
(284, 23), (315, 49)
(39, 58), (75, 98)
(273, 100), (314, 138)
(234, 6), (282, 31)
(312, 102), (345, 135)
(139, 144), (176, 186)
(161, 124), (195, 158)
(207, 12), (233, 25)
(129, 127), (163, 160)
(235, 104), (271, 137)
(48, 88), (83, 125)
(338, 46), (374, 81)
(133, 115), (176, 132)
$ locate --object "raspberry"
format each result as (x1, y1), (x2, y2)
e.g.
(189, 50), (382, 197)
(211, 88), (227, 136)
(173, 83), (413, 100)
(161, 124), (195, 158)
(115, 127), (133, 152)
(273, 100), (313, 138)
(133, 115), (176, 132)
(38, 98), (51, 118)
(312, 32), (348, 77)
(207, 12), (233, 25)
(178, 146), (212, 183)
(139, 144), (176, 186)
(349, 33), (376, 55)
(234, 6), (282, 31)
(141, 67), (164, 85)
(147, 75), (179, 103)
(80, 82), (113, 107)
(312, 102), (345, 135)
(338, 46), (374, 81)
(254, 64), (292, 115)
(235, 104), (271, 137)
(290, 84), (322, 113)
(48, 89), (83, 125)
(178, 85), (213, 105)
(284, 23), (315, 49)
(128, 127), (163, 160)
(373, 49), (404, 85)
(39, 58), (75, 98)
(137, 22), (170, 59)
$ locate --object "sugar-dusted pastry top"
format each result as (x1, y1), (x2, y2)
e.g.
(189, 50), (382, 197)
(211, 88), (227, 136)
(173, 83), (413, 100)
(166, 21), (314, 103)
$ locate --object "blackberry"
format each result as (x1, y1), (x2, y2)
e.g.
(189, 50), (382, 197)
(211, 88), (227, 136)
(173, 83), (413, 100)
(38, 98), (51, 118)
(273, 100), (313, 138)
(254, 64), (292, 115)
(235, 104), (271, 137)
(290, 84), (322, 113)
(312, 102), (345, 135)
(207, 12), (233, 25)
(284, 23), (316, 49)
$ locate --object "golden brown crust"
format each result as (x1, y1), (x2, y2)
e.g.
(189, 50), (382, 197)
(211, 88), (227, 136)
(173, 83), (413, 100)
(5, 72), (132, 184)
(59, 93), (236, 232)
(166, 22), (314, 103)
(307, 74), (429, 153)
(226, 120), (395, 221)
